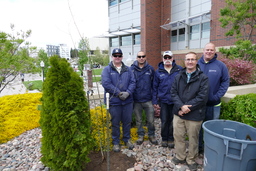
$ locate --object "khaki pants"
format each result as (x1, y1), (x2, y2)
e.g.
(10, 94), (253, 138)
(173, 115), (202, 164)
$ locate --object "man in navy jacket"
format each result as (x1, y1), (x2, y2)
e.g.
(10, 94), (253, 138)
(152, 51), (182, 148)
(198, 43), (230, 154)
(101, 48), (136, 152)
(131, 51), (157, 145)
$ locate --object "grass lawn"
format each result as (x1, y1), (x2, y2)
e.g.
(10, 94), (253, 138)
(92, 68), (103, 75)
(23, 75), (101, 91)
(92, 76), (101, 82)
(23, 80), (43, 91)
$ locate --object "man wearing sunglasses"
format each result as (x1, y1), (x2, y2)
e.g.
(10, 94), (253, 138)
(101, 48), (136, 152)
(152, 51), (183, 148)
(131, 51), (157, 145)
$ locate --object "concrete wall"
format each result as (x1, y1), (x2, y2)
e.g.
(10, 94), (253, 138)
(222, 84), (256, 103)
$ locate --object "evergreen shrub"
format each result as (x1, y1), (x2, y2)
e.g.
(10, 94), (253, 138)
(221, 93), (256, 127)
(40, 56), (94, 171)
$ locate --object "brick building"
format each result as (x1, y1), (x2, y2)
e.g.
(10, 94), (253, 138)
(105, 0), (250, 68)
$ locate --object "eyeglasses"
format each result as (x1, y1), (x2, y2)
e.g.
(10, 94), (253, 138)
(164, 56), (172, 59)
(113, 55), (123, 58)
(137, 55), (146, 58)
(185, 59), (197, 62)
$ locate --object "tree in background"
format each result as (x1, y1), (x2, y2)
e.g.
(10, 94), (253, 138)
(78, 37), (90, 75)
(92, 47), (109, 66)
(219, 0), (256, 63)
(0, 24), (40, 93)
(40, 56), (94, 171)
(70, 48), (78, 58)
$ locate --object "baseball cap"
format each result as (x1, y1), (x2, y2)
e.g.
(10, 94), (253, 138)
(112, 48), (123, 55)
(163, 51), (173, 57)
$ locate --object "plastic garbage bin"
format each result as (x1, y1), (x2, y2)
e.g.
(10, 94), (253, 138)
(203, 120), (256, 171)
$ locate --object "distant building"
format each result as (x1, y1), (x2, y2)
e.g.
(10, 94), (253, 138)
(46, 45), (59, 57)
(46, 44), (70, 60)
(59, 44), (71, 60)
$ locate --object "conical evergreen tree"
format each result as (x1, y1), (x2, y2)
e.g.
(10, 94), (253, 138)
(39, 56), (94, 171)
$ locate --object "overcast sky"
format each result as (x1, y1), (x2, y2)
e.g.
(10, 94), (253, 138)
(0, 0), (109, 49)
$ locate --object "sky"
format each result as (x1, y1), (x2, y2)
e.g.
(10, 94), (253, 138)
(0, 0), (109, 49)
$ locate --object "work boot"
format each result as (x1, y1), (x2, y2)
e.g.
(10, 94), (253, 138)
(136, 136), (144, 145)
(187, 162), (198, 171)
(161, 141), (168, 147)
(168, 141), (174, 148)
(149, 136), (158, 145)
(171, 156), (186, 165)
(125, 139), (134, 150)
(113, 144), (120, 152)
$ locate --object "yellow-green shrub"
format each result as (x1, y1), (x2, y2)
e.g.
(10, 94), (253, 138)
(0, 93), (141, 149)
(90, 106), (112, 151)
(0, 93), (42, 144)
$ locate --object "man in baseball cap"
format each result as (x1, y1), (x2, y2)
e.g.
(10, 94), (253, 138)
(112, 48), (123, 55)
(153, 50), (183, 148)
(101, 47), (136, 152)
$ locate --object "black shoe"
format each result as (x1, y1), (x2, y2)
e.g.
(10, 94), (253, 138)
(125, 139), (134, 150)
(171, 156), (186, 165)
(149, 136), (158, 145)
(187, 162), (198, 171)
(161, 141), (168, 147)
(136, 136), (144, 145)
(168, 141), (174, 148)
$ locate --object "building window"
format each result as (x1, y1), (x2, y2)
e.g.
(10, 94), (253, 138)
(120, 0), (128, 2)
(109, 0), (117, 6)
(202, 22), (210, 39)
(134, 34), (140, 45)
(121, 35), (131, 46)
(179, 28), (185, 41)
(110, 37), (119, 47)
(190, 24), (200, 40)
(171, 30), (177, 42)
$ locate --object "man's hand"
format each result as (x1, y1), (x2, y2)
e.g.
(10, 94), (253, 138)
(181, 105), (192, 114)
(178, 110), (185, 116)
(118, 92), (129, 100)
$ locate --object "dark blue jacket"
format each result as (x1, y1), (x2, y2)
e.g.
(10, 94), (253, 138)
(101, 61), (136, 105)
(130, 61), (155, 103)
(152, 61), (182, 105)
(198, 54), (230, 106)
(171, 66), (209, 121)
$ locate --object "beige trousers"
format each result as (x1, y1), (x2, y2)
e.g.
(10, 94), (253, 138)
(173, 115), (202, 165)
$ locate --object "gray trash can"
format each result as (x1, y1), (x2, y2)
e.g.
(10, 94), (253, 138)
(203, 120), (256, 171)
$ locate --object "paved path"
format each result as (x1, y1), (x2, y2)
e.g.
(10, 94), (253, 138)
(0, 74), (104, 97)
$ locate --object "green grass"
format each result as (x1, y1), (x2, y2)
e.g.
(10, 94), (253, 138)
(23, 80), (43, 91)
(92, 76), (101, 82)
(92, 68), (103, 75)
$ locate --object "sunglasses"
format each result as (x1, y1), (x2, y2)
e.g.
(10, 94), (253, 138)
(164, 56), (172, 59)
(113, 55), (122, 58)
(137, 55), (146, 58)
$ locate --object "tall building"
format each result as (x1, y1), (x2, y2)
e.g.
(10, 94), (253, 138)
(46, 45), (59, 57)
(46, 44), (71, 60)
(106, 0), (254, 68)
(59, 44), (71, 60)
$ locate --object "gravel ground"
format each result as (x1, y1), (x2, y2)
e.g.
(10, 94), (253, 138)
(0, 100), (204, 171)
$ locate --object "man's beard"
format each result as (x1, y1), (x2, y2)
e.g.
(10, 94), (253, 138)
(164, 60), (172, 65)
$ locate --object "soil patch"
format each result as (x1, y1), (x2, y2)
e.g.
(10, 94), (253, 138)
(84, 151), (136, 171)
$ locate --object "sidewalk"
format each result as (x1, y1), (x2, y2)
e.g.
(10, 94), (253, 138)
(0, 74), (104, 98)
(0, 73), (42, 97)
